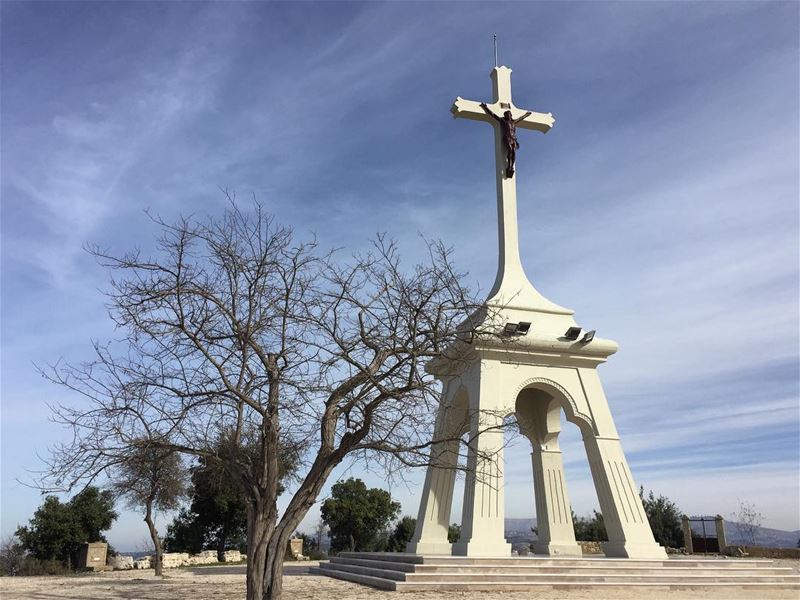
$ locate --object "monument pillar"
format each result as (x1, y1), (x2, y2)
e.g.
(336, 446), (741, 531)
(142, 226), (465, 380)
(452, 367), (511, 557)
(583, 435), (663, 558)
(407, 380), (464, 555)
(531, 447), (582, 556)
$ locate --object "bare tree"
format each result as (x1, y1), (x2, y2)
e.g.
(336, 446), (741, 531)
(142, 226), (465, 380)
(111, 444), (185, 576)
(40, 201), (491, 600)
(732, 499), (764, 547)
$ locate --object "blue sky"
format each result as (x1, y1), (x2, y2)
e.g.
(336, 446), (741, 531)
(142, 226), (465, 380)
(2, 1), (798, 551)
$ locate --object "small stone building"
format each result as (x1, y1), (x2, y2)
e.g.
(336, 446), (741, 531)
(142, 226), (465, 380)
(76, 542), (110, 571)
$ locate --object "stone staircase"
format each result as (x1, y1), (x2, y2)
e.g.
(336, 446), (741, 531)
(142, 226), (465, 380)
(311, 552), (800, 592)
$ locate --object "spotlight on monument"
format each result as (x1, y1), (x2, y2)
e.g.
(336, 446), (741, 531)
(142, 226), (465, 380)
(581, 330), (596, 343)
(502, 322), (531, 336)
(564, 327), (582, 340)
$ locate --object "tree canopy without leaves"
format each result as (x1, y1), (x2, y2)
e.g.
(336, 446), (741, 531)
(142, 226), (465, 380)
(320, 478), (401, 552)
(41, 201), (483, 600)
(112, 446), (185, 575)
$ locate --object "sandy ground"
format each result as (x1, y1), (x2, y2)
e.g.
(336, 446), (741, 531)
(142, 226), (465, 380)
(1, 559), (798, 600)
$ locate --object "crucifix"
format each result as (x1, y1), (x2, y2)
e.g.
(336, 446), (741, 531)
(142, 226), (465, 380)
(451, 67), (560, 310)
(403, 65), (668, 563)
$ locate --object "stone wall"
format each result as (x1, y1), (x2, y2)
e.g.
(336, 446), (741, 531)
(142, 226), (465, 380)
(110, 555), (135, 570)
(186, 550), (218, 565)
(223, 550), (243, 562)
(578, 541), (603, 555)
(134, 550), (231, 569)
(728, 546), (800, 559)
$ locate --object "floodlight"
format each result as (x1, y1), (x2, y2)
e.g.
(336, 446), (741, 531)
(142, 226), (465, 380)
(503, 323), (519, 336)
(502, 322), (531, 336)
(581, 330), (596, 343)
(516, 322), (531, 335)
(564, 327), (582, 340)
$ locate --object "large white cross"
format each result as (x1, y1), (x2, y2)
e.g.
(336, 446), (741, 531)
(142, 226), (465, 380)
(452, 66), (568, 315)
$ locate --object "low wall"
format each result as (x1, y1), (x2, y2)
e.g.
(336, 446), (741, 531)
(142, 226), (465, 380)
(734, 546), (800, 559)
(578, 541), (604, 555)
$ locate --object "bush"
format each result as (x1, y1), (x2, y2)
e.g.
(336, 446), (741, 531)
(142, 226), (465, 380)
(639, 487), (683, 548)
(572, 509), (607, 541)
(386, 517), (416, 552)
(448, 523), (461, 543)
(1, 539), (71, 577)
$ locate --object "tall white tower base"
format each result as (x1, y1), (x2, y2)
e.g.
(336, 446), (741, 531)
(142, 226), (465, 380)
(406, 66), (666, 559)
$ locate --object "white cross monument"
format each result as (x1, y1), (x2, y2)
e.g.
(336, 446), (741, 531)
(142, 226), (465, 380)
(406, 66), (667, 559)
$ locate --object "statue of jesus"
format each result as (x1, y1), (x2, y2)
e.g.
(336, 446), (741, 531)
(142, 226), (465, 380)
(480, 103), (532, 178)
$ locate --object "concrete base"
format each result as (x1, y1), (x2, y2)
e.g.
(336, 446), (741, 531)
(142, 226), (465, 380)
(405, 540), (453, 555)
(603, 541), (668, 559)
(452, 540), (512, 557)
(532, 542), (583, 557)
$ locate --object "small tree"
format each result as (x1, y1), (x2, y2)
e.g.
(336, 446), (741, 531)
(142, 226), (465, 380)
(313, 519), (328, 553)
(0, 537), (26, 576)
(639, 487), (683, 548)
(386, 516), (416, 552)
(15, 487), (117, 568)
(112, 445), (185, 575)
(321, 478), (401, 552)
(732, 499), (763, 547)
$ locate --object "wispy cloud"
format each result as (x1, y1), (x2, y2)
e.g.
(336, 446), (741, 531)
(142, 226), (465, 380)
(2, 2), (797, 548)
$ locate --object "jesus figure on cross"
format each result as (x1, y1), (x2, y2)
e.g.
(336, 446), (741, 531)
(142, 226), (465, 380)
(480, 102), (532, 178)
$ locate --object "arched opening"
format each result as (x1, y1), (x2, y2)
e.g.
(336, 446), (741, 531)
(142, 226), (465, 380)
(510, 382), (603, 555)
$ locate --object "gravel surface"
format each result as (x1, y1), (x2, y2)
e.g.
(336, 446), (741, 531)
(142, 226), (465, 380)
(1, 559), (798, 600)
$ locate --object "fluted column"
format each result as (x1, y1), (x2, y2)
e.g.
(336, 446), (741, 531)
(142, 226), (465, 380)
(530, 447), (581, 556)
(453, 408), (510, 556)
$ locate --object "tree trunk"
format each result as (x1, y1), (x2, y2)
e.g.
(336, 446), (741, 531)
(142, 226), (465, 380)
(217, 533), (226, 563)
(245, 500), (272, 600)
(144, 499), (163, 576)
(263, 542), (285, 600)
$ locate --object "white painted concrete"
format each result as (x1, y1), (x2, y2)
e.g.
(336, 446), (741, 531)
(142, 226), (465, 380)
(407, 66), (666, 560)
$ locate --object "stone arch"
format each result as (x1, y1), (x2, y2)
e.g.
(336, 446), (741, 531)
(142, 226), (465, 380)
(511, 377), (595, 435)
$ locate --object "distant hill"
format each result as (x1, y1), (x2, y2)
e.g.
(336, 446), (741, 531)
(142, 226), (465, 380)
(505, 518), (799, 549)
(706, 521), (799, 549)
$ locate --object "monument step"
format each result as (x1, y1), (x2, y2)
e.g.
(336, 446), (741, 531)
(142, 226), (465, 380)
(396, 581), (800, 592)
(336, 552), (777, 568)
(317, 553), (800, 591)
(402, 573), (800, 583)
(327, 557), (793, 577)
(309, 565), (397, 590)
(411, 565), (795, 576)
(323, 562), (800, 584)
(329, 556), (417, 572)
(320, 561), (408, 581)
